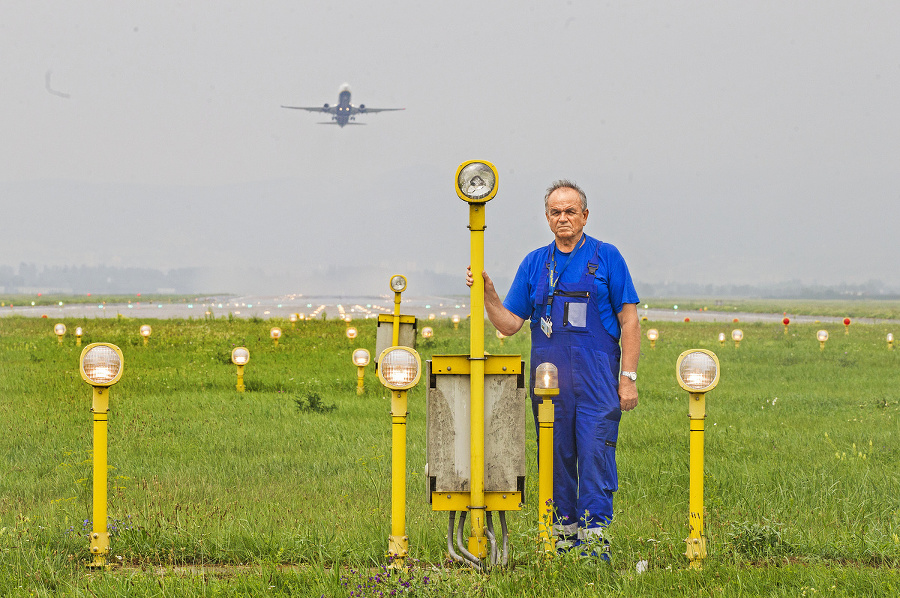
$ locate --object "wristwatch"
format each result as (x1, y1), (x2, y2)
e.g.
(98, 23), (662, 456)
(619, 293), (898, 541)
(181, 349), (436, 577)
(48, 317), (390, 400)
(620, 371), (637, 382)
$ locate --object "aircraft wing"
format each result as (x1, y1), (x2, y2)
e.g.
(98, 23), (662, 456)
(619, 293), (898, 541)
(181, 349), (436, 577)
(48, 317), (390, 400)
(351, 107), (405, 114)
(281, 105), (338, 115)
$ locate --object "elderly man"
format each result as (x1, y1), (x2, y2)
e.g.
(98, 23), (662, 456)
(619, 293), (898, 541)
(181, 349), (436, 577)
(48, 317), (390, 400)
(467, 180), (640, 557)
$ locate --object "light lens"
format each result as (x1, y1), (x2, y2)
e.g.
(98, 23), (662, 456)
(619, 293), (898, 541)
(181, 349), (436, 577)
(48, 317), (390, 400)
(646, 328), (658, 341)
(817, 330), (829, 342)
(232, 347), (250, 365)
(677, 350), (719, 392)
(82, 345), (122, 385)
(55, 323), (66, 335)
(140, 325), (152, 337)
(270, 327), (282, 339)
(888, 333), (894, 342)
(352, 348), (370, 367)
(718, 332), (726, 342)
(457, 162), (496, 201)
(422, 327), (433, 339)
(390, 275), (407, 293)
(76, 327), (83, 336)
(535, 362), (559, 390)
(732, 329), (743, 341)
(346, 327), (358, 340)
(378, 347), (421, 390)
(289, 313), (298, 323)
(451, 314), (460, 323)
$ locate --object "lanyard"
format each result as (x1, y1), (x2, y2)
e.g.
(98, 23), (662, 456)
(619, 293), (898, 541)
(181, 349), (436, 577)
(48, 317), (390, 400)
(544, 236), (586, 320)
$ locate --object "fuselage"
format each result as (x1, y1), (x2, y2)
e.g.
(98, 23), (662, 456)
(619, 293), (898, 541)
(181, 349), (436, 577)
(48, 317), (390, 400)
(335, 85), (353, 127)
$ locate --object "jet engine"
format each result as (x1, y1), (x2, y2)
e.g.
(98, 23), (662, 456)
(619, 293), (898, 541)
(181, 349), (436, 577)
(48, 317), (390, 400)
(358, 104), (366, 112)
(323, 103), (330, 109)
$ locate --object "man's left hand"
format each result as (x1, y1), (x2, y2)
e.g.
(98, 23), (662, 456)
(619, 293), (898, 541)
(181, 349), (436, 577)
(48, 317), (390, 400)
(619, 377), (638, 411)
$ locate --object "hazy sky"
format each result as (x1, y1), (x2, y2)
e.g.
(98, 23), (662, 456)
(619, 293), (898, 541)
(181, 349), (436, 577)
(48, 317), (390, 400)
(3, 1), (899, 295)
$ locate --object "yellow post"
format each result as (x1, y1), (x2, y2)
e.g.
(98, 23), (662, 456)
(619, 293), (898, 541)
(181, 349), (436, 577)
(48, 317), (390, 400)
(236, 365), (245, 392)
(537, 397), (556, 553)
(389, 389), (409, 560)
(467, 202), (488, 558)
(392, 291), (402, 347)
(357, 366), (366, 395)
(89, 386), (110, 568)
(686, 392), (707, 569)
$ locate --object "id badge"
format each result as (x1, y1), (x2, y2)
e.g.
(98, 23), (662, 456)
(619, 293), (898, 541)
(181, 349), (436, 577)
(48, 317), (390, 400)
(540, 316), (553, 338)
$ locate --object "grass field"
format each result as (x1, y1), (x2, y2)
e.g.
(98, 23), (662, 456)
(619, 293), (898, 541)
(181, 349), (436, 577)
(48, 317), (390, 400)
(1, 314), (899, 596)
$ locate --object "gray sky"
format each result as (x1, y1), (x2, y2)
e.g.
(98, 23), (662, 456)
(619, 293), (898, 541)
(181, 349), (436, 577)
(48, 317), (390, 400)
(3, 1), (899, 295)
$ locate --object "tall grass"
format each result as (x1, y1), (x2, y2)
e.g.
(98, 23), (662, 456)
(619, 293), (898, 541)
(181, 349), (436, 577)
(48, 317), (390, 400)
(1, 316), (899, 596)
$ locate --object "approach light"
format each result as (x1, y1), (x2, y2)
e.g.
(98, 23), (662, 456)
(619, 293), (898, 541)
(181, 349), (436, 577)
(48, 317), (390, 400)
(353, 348), (370, 395)
(676, 349), (720, 395)
(377, 346), (422, 391)
(390, 275), (408, 293)
(646, 328), (658, 349)
(684, 317), (691, 323)
(451, 314), (461, 330)
(140, 325), (152, 346)
(455, 160), (498, 203)
(75, 327), (84, 346)
(675, 349), (719, 569)
(428, 313), (436, 320)
(534, 361), (559, 553)
(534, 362), (559, 395)
(80, 343), (125, 387)
(421, 326), (433, 339)
(289, 313), (298, 327)
(54, 323), (67, 344)
(783, 317), (790, 335)
(887, 332), (894, 350)
(817, 329), (829, 350)
(731, 329), (743, 348)
(270, 327), (282, 347)
(843, 317), (851, 334)
(346, 327), (358, 340)
(231, 347), (250, 366)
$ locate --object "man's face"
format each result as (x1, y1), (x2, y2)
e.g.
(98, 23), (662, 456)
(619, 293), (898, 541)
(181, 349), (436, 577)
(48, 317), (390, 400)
(546, 187), (588, 245)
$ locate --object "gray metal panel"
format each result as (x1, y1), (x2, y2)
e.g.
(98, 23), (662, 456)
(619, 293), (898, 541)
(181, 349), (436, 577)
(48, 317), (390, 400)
(425, 361), (526, 495)
(376, 321), (417, 357)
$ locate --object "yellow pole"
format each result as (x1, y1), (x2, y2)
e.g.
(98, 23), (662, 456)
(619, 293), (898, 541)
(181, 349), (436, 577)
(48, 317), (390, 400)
(89, 386), (110, 568)
(357, 366), (365, 395)
(143, 337), (149, 347)
(686, 392), (707, 569)
(392, 291), (401, 347)
(537, 396), (556, 553)
(468, 202), (487, 558)
(388, 389), (409, 561)
(77, 336), (82, 347)
(236, 365), (245, 392)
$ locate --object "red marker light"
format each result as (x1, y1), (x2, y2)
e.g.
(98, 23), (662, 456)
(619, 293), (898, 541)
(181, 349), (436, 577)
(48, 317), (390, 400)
(783, 317), (790, 326)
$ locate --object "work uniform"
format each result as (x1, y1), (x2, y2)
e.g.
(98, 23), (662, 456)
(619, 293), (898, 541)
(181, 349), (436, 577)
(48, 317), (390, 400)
(504, 234), (638, 541)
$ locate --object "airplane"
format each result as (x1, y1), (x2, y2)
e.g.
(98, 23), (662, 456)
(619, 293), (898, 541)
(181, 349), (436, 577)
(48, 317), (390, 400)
(281, 83), (404, 127)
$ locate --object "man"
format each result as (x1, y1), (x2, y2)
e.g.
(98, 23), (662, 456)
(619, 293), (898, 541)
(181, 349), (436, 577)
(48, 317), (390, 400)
(466, 180), (640, 556)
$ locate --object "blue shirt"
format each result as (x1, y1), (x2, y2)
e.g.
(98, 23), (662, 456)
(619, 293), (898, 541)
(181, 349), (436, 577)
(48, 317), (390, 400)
(503, 234), (639, 339)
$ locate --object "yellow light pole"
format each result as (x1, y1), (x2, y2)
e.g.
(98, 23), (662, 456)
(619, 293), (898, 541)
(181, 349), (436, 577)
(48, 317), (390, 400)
(75, 327), (84, 347)
(646, 328), (658, 349)
(378, 345), (422, 563)
(456, 159), (498, 559)
(676, 349), (720, 570)
(888, 332), (894, 350)
(54, 323), (66, 345)
(231, 347), (250, 392)
(534, 362), (559, 554)
(389, 275), (407, 347)
(782, 317), (791, 335)
(843, 318), (851, 335)
(718, 332), (726, 346)
(817, 329), (829, 350)
(352, 349), (370, 395)
(140, 324), (152, 346)
(79, 342), (124, 569)
(270, 327), (282, 348)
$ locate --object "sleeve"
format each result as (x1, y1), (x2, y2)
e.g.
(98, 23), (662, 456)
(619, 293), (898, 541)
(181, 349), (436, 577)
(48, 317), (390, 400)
(603, 244), (640, 313)
(502, 255), (537, 321)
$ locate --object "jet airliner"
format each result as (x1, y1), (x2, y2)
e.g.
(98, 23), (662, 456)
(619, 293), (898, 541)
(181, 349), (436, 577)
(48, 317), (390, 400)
(281, 84), (404, 127)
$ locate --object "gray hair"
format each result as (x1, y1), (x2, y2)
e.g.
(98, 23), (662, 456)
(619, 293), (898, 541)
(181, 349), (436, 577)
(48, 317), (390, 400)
(544, 180), (587, 214)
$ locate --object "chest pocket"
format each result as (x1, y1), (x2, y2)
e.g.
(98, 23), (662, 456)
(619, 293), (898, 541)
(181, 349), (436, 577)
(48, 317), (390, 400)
(558, 291), (590, 329)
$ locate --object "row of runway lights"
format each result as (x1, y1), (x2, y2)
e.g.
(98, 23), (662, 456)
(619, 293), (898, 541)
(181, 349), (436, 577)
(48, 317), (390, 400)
(645, 322), (894, 350)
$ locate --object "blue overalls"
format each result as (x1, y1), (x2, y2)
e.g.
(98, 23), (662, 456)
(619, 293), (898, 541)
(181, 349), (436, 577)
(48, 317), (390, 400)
(529, 237), (622, 541)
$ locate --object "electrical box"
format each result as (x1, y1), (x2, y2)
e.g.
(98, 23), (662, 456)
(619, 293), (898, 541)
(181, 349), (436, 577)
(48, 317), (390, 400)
(376, 314), (417, 358)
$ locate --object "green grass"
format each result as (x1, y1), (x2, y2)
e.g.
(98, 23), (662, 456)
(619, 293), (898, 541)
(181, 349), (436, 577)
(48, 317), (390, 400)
(1, 316), (899, 596)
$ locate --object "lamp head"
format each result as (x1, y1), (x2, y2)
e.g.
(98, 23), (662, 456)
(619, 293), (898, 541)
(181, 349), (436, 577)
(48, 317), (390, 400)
(352, 348), (371, 367)
(676, 349), (720, 393)
(270, 327), (282, 340)
(817, 330), (829, 342)
(377, 346), (422, 390)
(646, 328), (658, 341)
(455, 160), (498, 203)
(80, 343), (124, 387)
(732, 329), (743, 341)
(421, 327), (433, 339)
(231, 347), (250, 365)
(390, 275), (407, 293)
(140, 325), (152, 338)
(534, 362), (559, 396)
(54, 323), (66, 336)
(346, 327), (358, 340)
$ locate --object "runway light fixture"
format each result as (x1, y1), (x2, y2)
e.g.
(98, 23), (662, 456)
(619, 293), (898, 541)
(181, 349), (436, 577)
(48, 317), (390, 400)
(843, 317), (851, 335)
(270, 327), (282, 347)
(79, 342), (124, 568)
(421, 326), (433, 339)
(533, 362), (559, 553)
(451, 314), (461, 330)
(675, 349), (720, 570)
(378, 346), (422, 390)
(718, 332), (726, 346)
(352, 348), (370, 395)
(455, 160), (498, 203)
(140, 324), (152, 346)
(390, 275), (408, 293)
(346, 326), (358, 340)
(646, 328), (659, 349)
(289, 313), (298, 327)
(888, 332), (894, 350)
(817, 329), (829, 350)
(231, 347), (250, 391)
(76, 326), (84, 346)
(731, 329), (743, 348)
(54, 323), (66, 344)
(783, 317), (790, 335)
